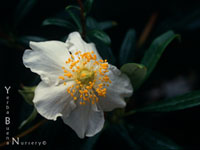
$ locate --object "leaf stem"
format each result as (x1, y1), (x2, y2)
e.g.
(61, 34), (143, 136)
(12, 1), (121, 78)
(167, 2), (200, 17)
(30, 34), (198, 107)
(77, 0), (86, 40)
(137, 12), (158, 48)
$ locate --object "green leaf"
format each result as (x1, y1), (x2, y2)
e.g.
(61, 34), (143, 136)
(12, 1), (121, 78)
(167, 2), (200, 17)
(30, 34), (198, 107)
(17, 36), (46, 46)
(42, 18), (75, 30)
(84, 0), (94, 15)
(136, 90), (200, 112)
(127, 125), (182, 150)
(65, 5), (80, 11)
(120, 63), (147, 89)
(119, 29), (136, 66)
(19, 86), (36, 105)
(18, 108), (37, 129)
(14, 0), (38, 26)
(82, 133), (101, 150)
(87, 30), (111, 45)
(98, 21), (117, 30)
(82, 122), (109, 150)
(114, 124), (141, 150)
(86, 17), (98, 29)
(141, 30), (180, 80)
(65, 6), (82, 31)
(86, 17), (117, 30)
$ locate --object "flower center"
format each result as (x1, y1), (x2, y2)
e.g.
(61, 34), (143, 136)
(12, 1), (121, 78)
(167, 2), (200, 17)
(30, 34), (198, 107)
(59, 50), (112, 105)
(77, 69), (94, 85)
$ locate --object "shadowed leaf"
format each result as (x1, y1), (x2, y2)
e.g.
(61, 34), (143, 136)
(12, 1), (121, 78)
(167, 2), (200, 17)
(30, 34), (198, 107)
(87, 30), (111, 45)
(18, 36), (46, 47)
(120, 63), (147, 89)
(42, 18), (75, 30)
(98, 21), (117, 30)
(136, 90), (200, 112)
(19, 86), (36, 105)
(84, 0), (94, 15)
(119, 29), (136, 66)
(18, 108), (37, 129)
(127, 125), (182, 150)
(141, 30), (180, 80)
(14, 0), (38, 26)
(65, 5), (82, 31)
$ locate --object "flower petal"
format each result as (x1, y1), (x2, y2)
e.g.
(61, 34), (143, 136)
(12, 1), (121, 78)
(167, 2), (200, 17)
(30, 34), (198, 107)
(23, 41), (71, 85)
(62, 103), (104, 138)
(33, 81), (76, 121)
(65, 32), (102, 60)
(86, 104), (105, 137)
(98, 64), (133, 111)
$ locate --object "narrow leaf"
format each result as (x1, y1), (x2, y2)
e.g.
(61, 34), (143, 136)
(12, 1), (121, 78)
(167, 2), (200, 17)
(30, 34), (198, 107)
(114, 124), (141, 150)
(84, 0), (94, 15)
(18, 108), (37, 129)
(65, 5), (80, 11)
(82, 122), (109, 150)
(86, 17), (98, 29)
(17, 36), (46, 47)
(87, 30), (111, 45)
(42, 18), (75, 30)
(119, 29), (136, 65)
(128, 125), (182, 150)
(141, 30), (180, 79)
(120, 63), (147, 89)
(86, 17), (117, 30)
(19, 86), (36, 105)
(98, 21), (117, 30)
(82, 133), (101, 150)
(137, 90), (200, 112)
(65, 6), (82, 31)
(14, 0), (37, 26)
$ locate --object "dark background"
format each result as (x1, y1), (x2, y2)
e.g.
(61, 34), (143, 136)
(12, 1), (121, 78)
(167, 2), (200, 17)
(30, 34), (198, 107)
(1, 0), (200, 149)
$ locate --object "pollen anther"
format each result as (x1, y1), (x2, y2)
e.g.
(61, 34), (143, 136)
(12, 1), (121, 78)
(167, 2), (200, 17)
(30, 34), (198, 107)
(59, 50), (111, 105)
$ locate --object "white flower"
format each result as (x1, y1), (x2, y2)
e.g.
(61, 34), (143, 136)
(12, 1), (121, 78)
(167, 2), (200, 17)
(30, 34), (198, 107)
(22, 32), (133, 138)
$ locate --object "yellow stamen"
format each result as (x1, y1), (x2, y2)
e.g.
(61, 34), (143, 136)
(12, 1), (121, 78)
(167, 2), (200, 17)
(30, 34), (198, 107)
(58, 50), (111, 105)
(59, 76), (65, 80)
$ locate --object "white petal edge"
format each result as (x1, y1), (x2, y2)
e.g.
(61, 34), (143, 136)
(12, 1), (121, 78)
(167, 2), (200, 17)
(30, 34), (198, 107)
(33, 81), (76, 121)
(65, 32), (102, 60)
(23, 40), (72, 85)
(98, 64), (133, 111)
(62, 102), (104, 138)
